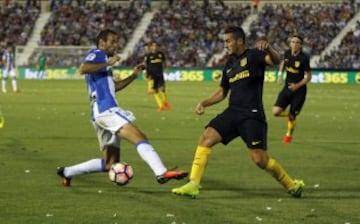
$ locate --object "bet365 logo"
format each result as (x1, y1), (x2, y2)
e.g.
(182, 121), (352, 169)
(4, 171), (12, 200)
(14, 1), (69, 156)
(356, 73), (360, 84)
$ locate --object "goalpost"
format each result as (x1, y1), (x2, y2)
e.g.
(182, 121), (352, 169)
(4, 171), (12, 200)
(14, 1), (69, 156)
(16, 46), (93, 67)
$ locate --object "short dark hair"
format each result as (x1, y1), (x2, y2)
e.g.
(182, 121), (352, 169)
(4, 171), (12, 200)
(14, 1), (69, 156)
(224, 26), (246, 44)
(291, 34), (303, 43)
(96, 29), (118, 47)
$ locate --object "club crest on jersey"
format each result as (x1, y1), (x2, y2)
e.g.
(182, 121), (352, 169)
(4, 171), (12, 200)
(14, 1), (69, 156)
(240, 58), (247, 67)
(295, 61), (300, 68)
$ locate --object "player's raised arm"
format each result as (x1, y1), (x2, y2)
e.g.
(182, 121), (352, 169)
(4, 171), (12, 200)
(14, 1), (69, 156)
(114, 63), (145, 92)
(256, 37), (281, 66)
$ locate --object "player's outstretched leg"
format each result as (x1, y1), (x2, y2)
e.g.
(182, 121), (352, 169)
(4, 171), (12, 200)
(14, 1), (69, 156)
(56, 167), (72, 187)
(157, 168), (188, 184)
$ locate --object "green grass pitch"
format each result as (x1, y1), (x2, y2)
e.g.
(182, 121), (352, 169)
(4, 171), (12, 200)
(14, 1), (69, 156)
(0, 79), (359, 224)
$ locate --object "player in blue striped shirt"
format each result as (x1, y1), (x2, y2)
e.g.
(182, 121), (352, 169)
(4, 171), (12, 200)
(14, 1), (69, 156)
(57, 29), (187, 186)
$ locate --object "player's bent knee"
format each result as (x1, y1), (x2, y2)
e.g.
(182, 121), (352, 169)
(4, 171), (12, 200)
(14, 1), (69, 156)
(198, 131), (221, 147)
(272, 108), (282, 116)
(249, 150), (268, 169)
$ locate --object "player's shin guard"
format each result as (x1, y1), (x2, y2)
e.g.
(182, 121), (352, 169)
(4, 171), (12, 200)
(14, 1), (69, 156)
(189, 146), (211, 185)
(265, 158), (295, 190)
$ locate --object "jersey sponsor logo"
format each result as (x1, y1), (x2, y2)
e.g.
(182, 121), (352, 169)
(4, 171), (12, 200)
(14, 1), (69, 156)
(229, 70), (250, 83)
(85, 53), (96, 61)
(355, 73), (360, 83)
(295, 61), (300, 68)
(285, 66), (300, 74)
(150, 58), (163, 63)
(240, 58), (247, 67)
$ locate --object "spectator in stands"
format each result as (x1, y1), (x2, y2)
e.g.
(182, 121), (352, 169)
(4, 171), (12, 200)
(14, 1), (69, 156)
(0, 3), (40, 46)
(248, 3), (354, 57)
(125, 1), (251, 68)
(317, 20), (360, 69)
(252, 0), (259, 14)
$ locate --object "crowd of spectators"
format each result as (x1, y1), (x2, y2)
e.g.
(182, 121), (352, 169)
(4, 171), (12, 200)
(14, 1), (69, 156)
(40, 0), (147, 46)
(5, 0), (358, 69)
(0, 2), (40, 48)
(122, 0), (251, 68)
(29, 0), (148, 67)
(317, 20), (360, 69)
(247, 2), (355, 57)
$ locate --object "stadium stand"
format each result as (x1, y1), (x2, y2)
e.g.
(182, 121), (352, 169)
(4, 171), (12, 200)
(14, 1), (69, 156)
(0, 2), (40, 47)
(122, 0), (251, 68)
(247, 2), (355, 56)
(317, 19), (360, 69)
(5, 0), (359, 70)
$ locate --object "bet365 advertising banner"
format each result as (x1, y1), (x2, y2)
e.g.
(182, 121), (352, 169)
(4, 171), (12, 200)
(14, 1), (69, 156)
(15, 67), (360, 84)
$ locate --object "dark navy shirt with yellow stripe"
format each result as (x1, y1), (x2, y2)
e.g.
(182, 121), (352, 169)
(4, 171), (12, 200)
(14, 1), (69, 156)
(144, 51), (165, 77)
(283, 50), (310, 86)
(220, 49), (267, 117)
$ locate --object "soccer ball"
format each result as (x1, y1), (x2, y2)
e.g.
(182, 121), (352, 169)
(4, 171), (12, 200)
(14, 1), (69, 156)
(108, 162), (134, 186)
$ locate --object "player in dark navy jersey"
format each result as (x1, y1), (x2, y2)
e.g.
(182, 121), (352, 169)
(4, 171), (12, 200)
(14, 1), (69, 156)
(172, 26), (304, 198)
(57, 29), (187, 187)
(273, 34), (312, 144)
(144, 41), (171, 111)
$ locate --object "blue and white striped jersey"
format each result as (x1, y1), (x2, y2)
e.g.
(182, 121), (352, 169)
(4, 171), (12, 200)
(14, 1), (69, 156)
(2, 49), (15, 70)
(83, 48), (118, 113)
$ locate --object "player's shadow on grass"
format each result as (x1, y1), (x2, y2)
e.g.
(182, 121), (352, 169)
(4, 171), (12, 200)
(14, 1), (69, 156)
(180, 178), (285, 199)
(202, 179), (360, 200)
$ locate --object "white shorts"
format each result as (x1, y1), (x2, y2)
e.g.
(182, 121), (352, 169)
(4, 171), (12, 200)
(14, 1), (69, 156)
(92, 121), (121, 151)
(92, 106), (136, 151)
(2, 68), (16, 78)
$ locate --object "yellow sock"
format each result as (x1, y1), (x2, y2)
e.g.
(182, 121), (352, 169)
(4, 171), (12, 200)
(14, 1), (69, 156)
(160, 91), (168, 104)
(189, 146), (211, 185)
(147, 79), (154, 93)
(154, 93), (164, 108)
(265, 158), (295, 190)
(286, 119), (296, 137)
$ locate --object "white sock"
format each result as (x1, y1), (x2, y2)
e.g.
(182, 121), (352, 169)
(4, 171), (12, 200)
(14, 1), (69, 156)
(64, 158), (105, 178)
(12, 79), (17, 91)
(136, 141), (167, 176)
(1, 80), (6, 92)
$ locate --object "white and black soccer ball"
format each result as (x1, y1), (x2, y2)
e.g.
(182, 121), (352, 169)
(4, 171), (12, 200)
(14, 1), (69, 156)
(108, 162), (134, 186)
